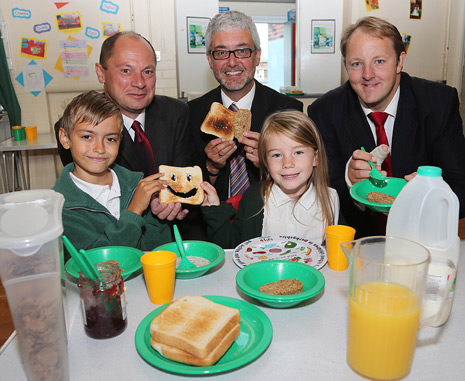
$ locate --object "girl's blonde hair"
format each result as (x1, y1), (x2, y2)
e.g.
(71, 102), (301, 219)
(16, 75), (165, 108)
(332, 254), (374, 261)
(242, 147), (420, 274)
(258, 110), (335, 230)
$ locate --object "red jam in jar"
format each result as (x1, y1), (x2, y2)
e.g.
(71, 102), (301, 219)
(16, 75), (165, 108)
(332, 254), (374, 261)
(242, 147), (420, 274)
(78, 262), (127, 339)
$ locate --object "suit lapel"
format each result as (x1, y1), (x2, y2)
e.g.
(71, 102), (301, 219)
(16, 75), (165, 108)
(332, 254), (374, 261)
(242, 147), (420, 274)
(118, 125), (142, 172)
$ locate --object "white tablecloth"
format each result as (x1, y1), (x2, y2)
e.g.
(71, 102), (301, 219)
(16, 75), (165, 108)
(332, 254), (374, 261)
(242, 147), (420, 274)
(1, 244), (464, 380)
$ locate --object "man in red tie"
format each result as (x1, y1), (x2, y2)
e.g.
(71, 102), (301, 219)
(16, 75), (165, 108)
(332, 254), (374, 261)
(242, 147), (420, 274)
(308, 17), (465, 237)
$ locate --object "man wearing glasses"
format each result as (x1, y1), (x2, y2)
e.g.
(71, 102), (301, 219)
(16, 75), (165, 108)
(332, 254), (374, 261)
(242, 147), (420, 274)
(188, 10), (303, 201)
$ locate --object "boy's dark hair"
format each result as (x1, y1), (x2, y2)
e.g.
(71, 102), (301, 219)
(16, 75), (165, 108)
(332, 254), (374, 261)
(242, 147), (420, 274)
(60, 91), (123, 135)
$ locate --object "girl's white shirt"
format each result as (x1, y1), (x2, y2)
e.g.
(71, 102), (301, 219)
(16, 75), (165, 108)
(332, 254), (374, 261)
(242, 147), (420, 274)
(262, 183), (339, 244)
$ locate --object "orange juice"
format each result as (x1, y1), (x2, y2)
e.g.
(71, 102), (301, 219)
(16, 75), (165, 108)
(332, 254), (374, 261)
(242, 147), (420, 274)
(347, 282), (421, 380)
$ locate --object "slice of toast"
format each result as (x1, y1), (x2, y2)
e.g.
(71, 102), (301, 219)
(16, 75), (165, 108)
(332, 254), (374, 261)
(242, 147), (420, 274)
(150, 296), (240, 359)
(159, 165), (204, 205)
(200, 102), (235, 140)
(234, 109), (252, 139)
(150, 323), (240, 366)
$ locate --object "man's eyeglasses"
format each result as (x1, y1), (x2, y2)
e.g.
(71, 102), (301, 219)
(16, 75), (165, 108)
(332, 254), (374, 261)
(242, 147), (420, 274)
(209, 48), (256, 60)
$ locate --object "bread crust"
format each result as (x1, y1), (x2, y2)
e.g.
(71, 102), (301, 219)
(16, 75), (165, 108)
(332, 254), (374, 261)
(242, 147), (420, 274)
(150, 296), (240, 359)
(150, 324), (240, 366)
(159, 165), (205, 205)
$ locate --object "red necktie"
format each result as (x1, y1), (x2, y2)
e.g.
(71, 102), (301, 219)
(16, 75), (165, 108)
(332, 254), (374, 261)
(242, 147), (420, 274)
(131, 120), (157, 176)
(229, 103), (250, 196)
(368, 112), (392, 177)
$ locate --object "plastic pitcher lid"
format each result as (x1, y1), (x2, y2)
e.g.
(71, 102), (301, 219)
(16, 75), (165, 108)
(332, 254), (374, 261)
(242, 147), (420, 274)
(0, 190), (64, 250)
(417, 166), (442, 177)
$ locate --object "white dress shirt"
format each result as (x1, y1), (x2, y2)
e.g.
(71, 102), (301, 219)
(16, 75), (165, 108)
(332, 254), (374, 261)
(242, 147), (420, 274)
(70, 169), (121, 219)
(262, 183), (340, 244)
(122, 112), (146, 142)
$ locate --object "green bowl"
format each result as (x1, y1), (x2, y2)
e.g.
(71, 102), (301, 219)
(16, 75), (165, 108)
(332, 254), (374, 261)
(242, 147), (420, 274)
(350, 177), (407, 213)
(152, 241), (225, 279)
(65, 246), (144, 280)
(236, 260), (325, 308)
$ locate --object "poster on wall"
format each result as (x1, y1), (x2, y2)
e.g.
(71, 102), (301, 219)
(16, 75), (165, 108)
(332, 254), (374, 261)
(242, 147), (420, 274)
(102, 22), (121, 38)
(56, 12), (83, 33)
(187, 17), (209, 54)
(20, 37), (47, 59)
(60, 39), (89, 78)
(401, 32), (412, 53)
(311, 20), (335, 54)
(365, 0), (380, 12)
(410, 0), (422, 20)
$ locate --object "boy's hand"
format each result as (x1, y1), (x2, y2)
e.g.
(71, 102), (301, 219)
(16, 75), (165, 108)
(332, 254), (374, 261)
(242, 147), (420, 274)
(150, 198), (189, 221)
(128, 173), (167, 216)
(200, 181), (220, 206)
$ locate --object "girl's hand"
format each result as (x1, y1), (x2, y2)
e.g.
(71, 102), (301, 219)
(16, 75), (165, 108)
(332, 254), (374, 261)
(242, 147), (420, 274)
(201, 181), (220, 206)
(150, 198), (189, 221)
(128, 173), (167, 215)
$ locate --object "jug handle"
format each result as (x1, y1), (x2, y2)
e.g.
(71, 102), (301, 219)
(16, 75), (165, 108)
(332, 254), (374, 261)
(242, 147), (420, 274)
(419, 257), (456, 329)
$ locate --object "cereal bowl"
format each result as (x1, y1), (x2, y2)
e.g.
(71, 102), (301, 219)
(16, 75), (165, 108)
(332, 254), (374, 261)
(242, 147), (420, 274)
(65, 246), (144, 280)
(152, 241), (225, 279)
(236, 260), (325, 308)
(350, 177), (407, 213)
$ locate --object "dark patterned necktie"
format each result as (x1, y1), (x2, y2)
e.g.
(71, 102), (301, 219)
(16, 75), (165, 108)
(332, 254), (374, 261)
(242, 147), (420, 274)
(131, 120), (157, 176)
(368, 112), (392, 177)
(229, 103), (250, 196)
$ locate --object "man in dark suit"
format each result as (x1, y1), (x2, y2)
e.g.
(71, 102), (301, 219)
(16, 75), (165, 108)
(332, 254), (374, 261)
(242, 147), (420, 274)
(55, 31), (202, 235)
(308, 17), (465, 237)
(188, 11), (303, 201)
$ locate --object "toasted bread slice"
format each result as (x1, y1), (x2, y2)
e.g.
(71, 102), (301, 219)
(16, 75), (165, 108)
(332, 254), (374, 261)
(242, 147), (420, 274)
(150, 296), (240, 359)
(234, 109), (252, 139)
(159, 165), (204, 205)
(200, 102), (235, 140)
(259, 278), (304, 295)
(150, 323), (240, 366)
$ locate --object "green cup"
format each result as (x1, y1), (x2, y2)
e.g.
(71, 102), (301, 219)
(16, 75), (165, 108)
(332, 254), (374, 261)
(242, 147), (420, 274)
(12, 126), (26, 141)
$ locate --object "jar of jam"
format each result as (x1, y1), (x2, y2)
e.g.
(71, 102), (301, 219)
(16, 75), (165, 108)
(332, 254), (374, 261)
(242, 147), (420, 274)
(77, 261), (127, 339)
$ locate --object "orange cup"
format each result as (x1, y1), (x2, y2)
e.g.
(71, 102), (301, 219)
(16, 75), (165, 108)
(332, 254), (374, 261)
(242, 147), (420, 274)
(25, 126), (37, 141)
(140, 250), (177, 304)
(325, 225), (356, 270)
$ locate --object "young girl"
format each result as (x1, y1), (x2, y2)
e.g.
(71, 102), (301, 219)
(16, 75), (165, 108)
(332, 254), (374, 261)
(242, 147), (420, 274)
(201, 110), (339, 249)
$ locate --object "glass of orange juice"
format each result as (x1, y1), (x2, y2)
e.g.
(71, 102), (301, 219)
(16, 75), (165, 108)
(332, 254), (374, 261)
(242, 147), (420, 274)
(342, 236), (455, 380)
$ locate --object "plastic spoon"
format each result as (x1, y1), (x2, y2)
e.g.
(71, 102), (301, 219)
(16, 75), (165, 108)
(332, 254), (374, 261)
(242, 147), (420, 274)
(361, 147), (388, 187)
(173, 225), (196, 269)
(62, 236), (100, 279)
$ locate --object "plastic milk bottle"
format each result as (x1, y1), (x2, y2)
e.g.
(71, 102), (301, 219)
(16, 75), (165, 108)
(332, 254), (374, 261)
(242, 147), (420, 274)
(386, 166), (459, 326)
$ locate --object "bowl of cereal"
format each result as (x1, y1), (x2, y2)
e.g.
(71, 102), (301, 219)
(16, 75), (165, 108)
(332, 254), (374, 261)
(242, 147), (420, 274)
(151, 241), (225, 279)
(350, 177), (407, 213)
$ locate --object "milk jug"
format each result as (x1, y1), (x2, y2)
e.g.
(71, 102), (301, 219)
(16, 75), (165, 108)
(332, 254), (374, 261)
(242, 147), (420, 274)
(386, 166), (459, 326)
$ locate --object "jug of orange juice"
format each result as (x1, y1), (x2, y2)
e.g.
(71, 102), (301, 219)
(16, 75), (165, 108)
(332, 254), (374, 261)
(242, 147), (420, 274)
(341, 236), (455, 380)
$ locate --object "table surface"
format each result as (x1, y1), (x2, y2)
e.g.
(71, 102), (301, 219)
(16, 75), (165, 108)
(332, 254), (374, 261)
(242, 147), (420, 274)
(0, 133), (57, 152)
(1, 245), (464, 380)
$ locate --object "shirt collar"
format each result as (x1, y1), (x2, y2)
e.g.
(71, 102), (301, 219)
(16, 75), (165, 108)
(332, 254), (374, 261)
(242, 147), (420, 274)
(70, 168), (120, 200)
(221, 81), (256, 110)
(270, 183), (316, 209)
(360, 85), (400, 118)
(123, 112), (146, 135)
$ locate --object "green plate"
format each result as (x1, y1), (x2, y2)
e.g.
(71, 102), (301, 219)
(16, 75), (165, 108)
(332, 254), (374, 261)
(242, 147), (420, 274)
(135, 295), (273, 375)
(65, 246), (143, 280)
(350, 177), (407, 213)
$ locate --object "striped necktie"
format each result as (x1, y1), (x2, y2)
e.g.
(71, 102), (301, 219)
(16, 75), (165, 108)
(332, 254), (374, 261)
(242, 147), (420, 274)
(229, 103), (250, 196)
(131, 120), (157, 176)
(368, 112), (392, 177)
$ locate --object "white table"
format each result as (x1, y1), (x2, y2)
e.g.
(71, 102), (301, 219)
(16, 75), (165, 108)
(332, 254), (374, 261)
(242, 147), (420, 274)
(0, 133), (58, 192)
(1, 245), (464, 380)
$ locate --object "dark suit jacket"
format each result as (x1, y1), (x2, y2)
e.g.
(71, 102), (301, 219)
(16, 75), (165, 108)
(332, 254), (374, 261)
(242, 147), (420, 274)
(55, 94), (196, 170)
(54, 94), (205, 240)
(308, 72), (465, 237)
(188, 80), (303, 200)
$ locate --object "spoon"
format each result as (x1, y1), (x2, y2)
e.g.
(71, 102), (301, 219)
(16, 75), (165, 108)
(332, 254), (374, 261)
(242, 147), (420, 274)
(62, 236), (101, 279)
(173, 225), (195, 269)
(361, 147), (388, 187)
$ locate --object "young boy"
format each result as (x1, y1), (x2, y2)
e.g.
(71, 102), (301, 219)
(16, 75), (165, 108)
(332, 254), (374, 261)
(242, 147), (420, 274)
(53, 91), (171, 259)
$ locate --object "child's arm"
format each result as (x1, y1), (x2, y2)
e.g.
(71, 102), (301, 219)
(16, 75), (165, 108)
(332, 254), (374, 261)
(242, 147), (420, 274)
(128, 173), (167, 215)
